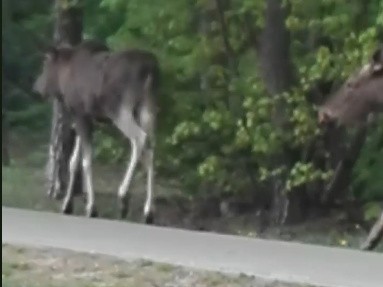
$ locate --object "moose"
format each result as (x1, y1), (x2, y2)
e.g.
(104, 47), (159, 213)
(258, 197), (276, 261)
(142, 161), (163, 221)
(318, 47), (383, 125)
(33, 40), (160, 223)
(318, 46), (383, 250)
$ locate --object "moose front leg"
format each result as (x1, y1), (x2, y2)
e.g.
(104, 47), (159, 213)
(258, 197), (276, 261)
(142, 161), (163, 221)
(81, 138), (98, 218)
(141, 147), (155, 224)
(62, 135), (81, 214)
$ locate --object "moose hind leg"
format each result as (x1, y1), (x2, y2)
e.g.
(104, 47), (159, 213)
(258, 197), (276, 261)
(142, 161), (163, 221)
(81, 134), (98, 218)
(75, 118), (97, 218)
(113, 109), (147, 219)
(62, 135), (81, 214)
(141, 147), (155, 224)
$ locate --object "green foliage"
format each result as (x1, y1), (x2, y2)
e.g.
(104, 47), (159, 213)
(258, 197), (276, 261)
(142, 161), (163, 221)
(81, 0), (383, 200)
(352, 116), (383, 201)
(363, 201), (382, 222)
(4, 0), (382, 204)
(7, 104), (50, 130)
(286, 162), (333, 192)
(2, 0), (52, 130)
(93, 129), (128, 164)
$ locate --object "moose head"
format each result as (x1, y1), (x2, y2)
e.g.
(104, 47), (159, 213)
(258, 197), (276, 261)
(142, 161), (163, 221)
(318, 47), (383, 126)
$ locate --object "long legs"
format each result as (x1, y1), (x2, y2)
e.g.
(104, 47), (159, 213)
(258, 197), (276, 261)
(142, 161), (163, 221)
(61, 106), (155, 222)
(62, 135), (81, 214)
(113, 107), (155, 222)
(142, 148), (155, 223)
(61, 117), (97, 217)
(139, 103), (156, 223)
(81, 126), (97, 217)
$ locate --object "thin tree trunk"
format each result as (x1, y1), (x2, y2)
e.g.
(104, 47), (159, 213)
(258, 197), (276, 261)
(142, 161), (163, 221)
(2, 110), (11, 166)
(46, 0), (83, 199)
(2, 0), (11, 167)
(257, 0), (299, 225)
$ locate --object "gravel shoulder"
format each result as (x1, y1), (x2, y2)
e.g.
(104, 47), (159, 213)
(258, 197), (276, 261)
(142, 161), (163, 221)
(2, 244), (314, 287)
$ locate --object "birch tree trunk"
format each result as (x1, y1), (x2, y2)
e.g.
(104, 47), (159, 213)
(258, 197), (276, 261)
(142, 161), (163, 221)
(46, 0), (83, 199)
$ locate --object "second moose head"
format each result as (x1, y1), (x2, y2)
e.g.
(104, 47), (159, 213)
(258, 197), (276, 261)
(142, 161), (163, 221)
(318, 47), (383, 126)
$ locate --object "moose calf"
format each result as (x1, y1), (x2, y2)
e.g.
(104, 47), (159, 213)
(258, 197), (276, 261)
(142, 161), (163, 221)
(33, 40), (160, 223)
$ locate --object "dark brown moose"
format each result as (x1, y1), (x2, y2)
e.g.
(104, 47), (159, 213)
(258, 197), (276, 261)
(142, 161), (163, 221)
(318, 47), (383, 126)
(33, 40), (160, 223)
(318, 46), (383, 251)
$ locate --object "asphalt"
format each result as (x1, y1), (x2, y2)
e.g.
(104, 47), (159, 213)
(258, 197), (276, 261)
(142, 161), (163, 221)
(2, 207), (383, 287)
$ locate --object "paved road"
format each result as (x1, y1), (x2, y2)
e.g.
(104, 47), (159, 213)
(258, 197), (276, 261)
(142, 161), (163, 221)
(2, 207), (383, 287)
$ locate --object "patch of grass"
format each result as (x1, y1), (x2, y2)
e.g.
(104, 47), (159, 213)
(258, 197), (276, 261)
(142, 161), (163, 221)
(154, 262), (176, 273)
(112, 269), (132, 279)
(137, 259), (155, 268)
(1, 131), (155, 220)
(2, 164), (57, 212)
(8, 261), (31, 271)
(4, 244), (308, 287)
(2, 262), (14, 277)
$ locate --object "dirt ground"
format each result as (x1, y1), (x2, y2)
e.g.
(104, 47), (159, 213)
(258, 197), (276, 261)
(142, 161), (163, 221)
(2, 244), (316, 287)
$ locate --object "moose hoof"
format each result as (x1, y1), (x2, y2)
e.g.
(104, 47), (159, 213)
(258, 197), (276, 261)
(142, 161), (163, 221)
(144, 211), (154, 225)
(62, 202), (74, 215)
(86, 207), (98, 218)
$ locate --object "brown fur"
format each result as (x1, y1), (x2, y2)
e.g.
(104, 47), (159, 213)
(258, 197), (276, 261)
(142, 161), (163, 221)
(318, 47), (383, 251)
(318, 47), (383, 126)
(34, 39), (159, 122)
(33, 39), (160, 221)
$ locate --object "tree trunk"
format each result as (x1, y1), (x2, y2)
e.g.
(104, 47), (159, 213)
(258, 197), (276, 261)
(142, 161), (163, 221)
(46, 0), (83, 199)
(2, 0), (11, 167)
(2, 110), (11, 166)
(257, 0), (300, 225)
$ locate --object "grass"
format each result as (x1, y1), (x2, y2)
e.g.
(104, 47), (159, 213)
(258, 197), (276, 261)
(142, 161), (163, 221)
(2, 244), (316, 287)
(1, 130), (149, 219)
(2, 131), (382, 286)
(2, 164), (56, 211)
(2, 128), (187, 219)
(2, 130), (383, 252)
